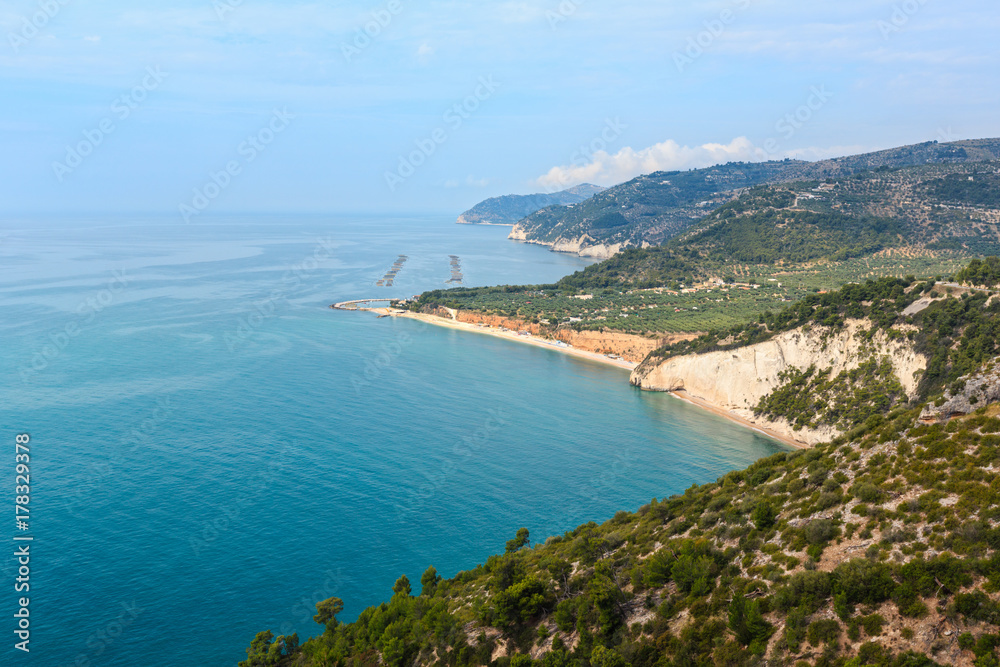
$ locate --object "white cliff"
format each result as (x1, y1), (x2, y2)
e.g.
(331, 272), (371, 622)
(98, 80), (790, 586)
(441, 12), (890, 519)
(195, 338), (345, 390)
(506, 227), (626, 260)
(631, 320), (928, 445)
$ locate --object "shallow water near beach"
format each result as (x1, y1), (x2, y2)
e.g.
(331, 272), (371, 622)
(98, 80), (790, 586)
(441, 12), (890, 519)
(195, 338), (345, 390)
(0, 215), (789, 667)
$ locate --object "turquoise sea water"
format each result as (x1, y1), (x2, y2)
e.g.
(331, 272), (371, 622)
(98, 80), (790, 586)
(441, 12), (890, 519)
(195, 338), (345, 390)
(0, 216), (788, 666)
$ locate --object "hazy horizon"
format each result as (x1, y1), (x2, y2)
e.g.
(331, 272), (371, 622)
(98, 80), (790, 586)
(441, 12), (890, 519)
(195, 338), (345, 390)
(2, 0), (998, 218)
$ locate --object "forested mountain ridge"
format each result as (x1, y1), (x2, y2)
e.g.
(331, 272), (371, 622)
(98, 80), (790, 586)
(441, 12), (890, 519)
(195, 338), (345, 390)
(243, 266), (1000, 667)
(458, 185), (605, 225)
(407, 159), (1000, 339)
(509, 139), (1000, 258)
(676, 161), (1000, 259)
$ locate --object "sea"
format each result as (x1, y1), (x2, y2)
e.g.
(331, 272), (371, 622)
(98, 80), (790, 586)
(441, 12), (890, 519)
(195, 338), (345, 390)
(0, 215), (788, 666)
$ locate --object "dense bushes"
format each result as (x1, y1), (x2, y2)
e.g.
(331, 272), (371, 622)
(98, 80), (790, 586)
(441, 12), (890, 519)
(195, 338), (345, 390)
(485, 577), (553, 630)
(240, 412), (1000, 667)
(555, 247), (697, 290)
(833, 560), (895, 608)
(914, 289), (1000, 398)
(956, 256), (1000, 287)
(774, 570), (832, 613)
(755, 358), (907, 432)
(926, 173), (1000, 208)
(727, 597), (772, 651)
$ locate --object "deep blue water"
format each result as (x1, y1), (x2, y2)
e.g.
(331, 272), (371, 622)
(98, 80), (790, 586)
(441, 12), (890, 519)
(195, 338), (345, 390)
(0, 216), (788, 667)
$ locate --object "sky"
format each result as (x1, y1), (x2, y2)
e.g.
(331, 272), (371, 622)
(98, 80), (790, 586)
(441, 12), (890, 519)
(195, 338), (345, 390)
(1, 0), (998, 217)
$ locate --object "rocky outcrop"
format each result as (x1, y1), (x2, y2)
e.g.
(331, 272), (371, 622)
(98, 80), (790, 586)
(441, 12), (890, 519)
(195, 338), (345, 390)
(507, 224), (529, 241)
(631, 320), (929, 445)
(920, 363), (1000, 422)
(506, 228), (631, 260)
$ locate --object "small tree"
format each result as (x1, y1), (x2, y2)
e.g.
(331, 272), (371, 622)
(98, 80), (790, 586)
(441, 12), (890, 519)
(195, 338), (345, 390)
(486, 577), (551, 629)
(393, 574), (412, 596)
(752, 500), (777, 530)
(239, 630), (300, 667)
(420, 566), (441, 596)
(506, 527), (530, 554)
(313, 597), (344, 629)
(591, 645), (630, 667)
(543, 558), (573, 592)
(728, 596), (772, 650)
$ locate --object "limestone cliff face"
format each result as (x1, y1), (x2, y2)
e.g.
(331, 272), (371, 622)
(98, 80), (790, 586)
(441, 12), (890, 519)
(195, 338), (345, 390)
(921, 363), (1000, 422)
(506, 227), (629, 260)
(508, 224), (528, 241)
(631, 320), (929, 445)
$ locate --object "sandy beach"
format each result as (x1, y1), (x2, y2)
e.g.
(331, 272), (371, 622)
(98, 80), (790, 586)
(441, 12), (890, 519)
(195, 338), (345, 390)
(668, 390), (810, 450)
(344, 306), (810, 449)
(378, 308), (638, 371)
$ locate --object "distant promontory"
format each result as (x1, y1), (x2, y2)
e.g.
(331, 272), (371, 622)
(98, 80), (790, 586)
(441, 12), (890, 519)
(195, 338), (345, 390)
(456, 184), (605, 225)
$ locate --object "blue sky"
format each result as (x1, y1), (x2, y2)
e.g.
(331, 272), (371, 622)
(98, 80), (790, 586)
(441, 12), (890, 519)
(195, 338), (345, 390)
(1, 0), (998, 216)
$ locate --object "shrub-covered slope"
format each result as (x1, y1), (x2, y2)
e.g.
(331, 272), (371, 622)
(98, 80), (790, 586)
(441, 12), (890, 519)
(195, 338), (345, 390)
(510, 139), (1000, 257)
(240, 403), (1000, 667)
(243, 270), (1000, 667)
(675, 162), (1000, 258)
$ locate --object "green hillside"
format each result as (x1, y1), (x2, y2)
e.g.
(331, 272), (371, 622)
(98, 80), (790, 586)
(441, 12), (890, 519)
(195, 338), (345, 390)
(407, 158), (1000, 338)
(458, 185), (605, 225)
(512, 140), (1000, 255)
(683, 162), (1000, 257)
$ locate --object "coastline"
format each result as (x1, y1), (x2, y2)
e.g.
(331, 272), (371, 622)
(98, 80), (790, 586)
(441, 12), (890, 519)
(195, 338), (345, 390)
(378, 308), (638, 371)
(342, 305), (808, 448)
(667, 390), (809, 450)
(456, 215), (516, 226)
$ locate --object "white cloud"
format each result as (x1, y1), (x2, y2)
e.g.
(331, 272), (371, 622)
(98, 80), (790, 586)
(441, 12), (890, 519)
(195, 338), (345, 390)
(535, 138), (904, 189)
(536, 137), (764, 188)
(84, 35), (102, 42)
(416, 42), (434, 64)
(444, 175), (490, 188)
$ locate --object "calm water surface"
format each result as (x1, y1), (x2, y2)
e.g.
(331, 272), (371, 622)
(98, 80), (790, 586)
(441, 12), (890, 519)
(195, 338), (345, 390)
(0, 216), (788, 666)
